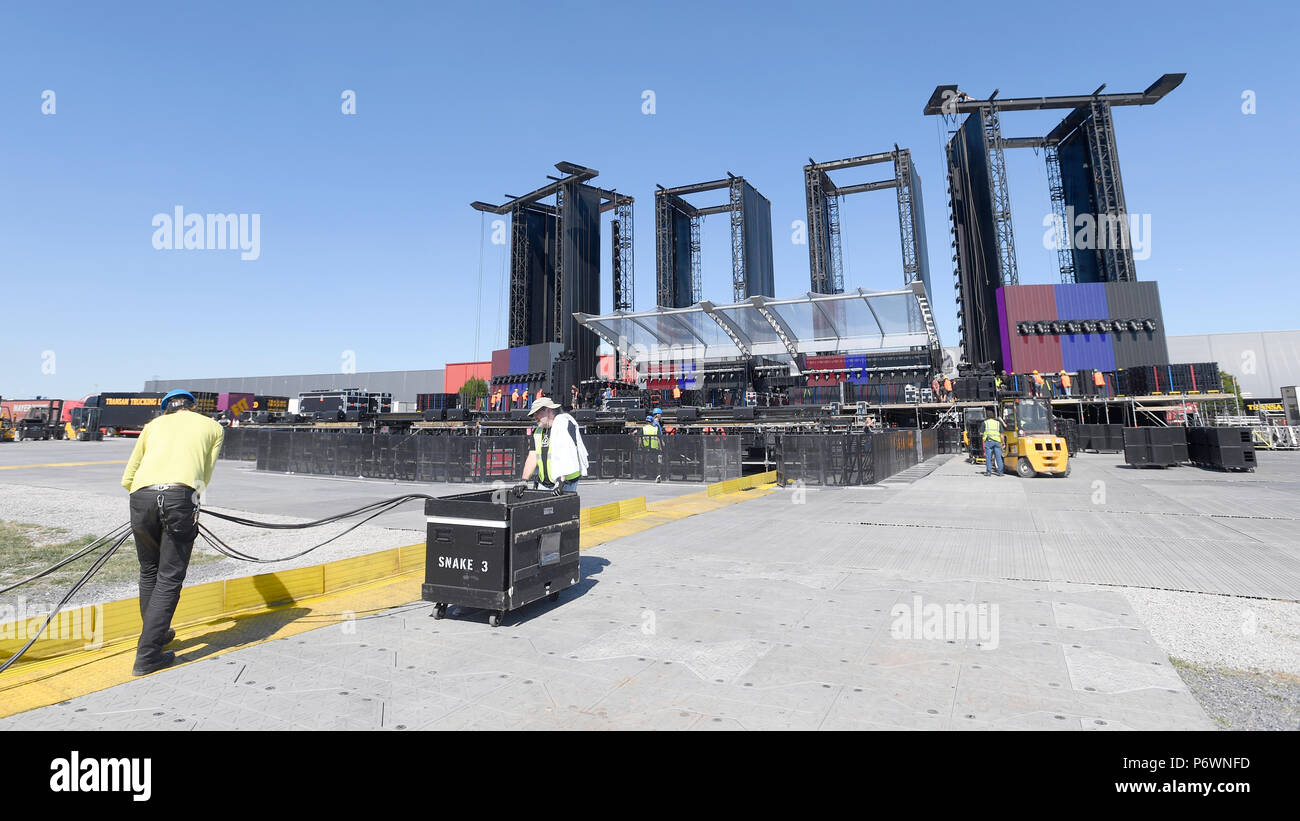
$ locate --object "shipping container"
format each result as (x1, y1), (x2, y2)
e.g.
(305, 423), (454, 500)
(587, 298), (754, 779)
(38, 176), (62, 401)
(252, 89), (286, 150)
(1104, 281), (1169, 368)
(444, 361), (492, 395)
(217, 392), (255, 415)
(252, 395), (290, 414)
(82, 392), (165, 434)
(1054, 282), (1115, 371)
(1000, 284), (1063, 373)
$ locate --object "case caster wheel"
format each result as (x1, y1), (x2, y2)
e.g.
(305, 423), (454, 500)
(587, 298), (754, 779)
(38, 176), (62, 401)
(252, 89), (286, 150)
(431, 604), (447, 619)
(548, 592), (559, 602)
(488, 612), (503, 628)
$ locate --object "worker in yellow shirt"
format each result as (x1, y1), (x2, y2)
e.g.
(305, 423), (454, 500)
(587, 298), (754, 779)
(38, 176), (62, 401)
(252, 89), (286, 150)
(120, 390), (224, 676)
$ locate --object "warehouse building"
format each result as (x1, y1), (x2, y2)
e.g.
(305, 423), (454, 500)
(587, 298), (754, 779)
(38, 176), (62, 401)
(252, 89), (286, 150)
(1167, 330), (1300, 399)
(144, 369), (453, 406)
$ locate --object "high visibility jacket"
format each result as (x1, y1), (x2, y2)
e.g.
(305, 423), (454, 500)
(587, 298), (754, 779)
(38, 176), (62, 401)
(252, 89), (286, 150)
(1060, 372), (1071, 388)
(533, 413), (588, 484)
(1093, 371), (1105, 386)
(641, 423), (661, 450)
(982, 418), (1004, 442)
(1033, 373), (1044, 385)
(943, 379), (952, 391)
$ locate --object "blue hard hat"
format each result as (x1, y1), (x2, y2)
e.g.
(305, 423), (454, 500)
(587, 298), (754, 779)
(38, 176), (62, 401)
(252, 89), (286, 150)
(160, 389), (195, 408)
(645, 415), (653, 422)
(652, 407), (662, 415)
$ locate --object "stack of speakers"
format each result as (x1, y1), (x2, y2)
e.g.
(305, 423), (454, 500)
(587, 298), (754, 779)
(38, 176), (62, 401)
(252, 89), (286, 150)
(1053, 418), (1079, 455)
(1078, 424), (1125, 452)
(1123, 427), (1187, 468)
(1186, 427), (1256, 471)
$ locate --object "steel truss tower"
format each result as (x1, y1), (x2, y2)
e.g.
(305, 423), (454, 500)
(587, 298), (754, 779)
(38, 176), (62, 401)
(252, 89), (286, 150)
(803, 147), (931, 296)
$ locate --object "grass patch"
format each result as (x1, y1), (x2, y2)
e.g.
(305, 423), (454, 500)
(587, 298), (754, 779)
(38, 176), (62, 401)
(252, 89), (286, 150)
(0, 520), (221, 600)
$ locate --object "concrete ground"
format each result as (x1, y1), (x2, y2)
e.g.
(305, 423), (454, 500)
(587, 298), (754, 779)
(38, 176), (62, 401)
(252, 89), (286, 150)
(2, 438), (1298, 730)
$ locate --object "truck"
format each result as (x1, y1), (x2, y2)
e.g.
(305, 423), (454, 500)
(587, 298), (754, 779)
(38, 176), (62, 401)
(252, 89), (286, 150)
(71, 392), (165, 437)
(0, 399), (67, 440)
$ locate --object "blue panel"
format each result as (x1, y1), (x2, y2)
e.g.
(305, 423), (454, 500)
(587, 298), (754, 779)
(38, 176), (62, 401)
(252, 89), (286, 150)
(509, 346), (530, 376)
(1054, 283), (1115, 371)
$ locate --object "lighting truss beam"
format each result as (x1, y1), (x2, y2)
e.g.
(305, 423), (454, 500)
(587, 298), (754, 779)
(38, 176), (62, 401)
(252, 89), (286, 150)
(922, 74), (1186, 115)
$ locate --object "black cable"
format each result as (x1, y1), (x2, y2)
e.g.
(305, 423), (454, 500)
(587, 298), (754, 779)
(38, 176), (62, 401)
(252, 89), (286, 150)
(0, 528), (131, 675)
(0, 493), (437, 674)
(0, 522), (132, 596)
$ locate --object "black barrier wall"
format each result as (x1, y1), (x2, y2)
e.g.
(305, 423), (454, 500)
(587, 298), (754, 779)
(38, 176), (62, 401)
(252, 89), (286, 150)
(221, 429), (744, 484)
(776, 429), (937, 486)
(221, 428), (933, 487)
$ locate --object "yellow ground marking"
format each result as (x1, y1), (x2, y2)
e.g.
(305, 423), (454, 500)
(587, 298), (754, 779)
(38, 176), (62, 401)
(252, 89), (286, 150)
(0, 460), (128, 471)
(0, 473), (777, 718)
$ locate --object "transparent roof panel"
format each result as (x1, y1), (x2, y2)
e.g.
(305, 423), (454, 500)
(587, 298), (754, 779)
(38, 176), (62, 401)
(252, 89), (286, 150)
(672, 311), (733, 348)
(863, 292), (920, 335)
(768, 302), (837, 342)
(714, 306), (781, 345)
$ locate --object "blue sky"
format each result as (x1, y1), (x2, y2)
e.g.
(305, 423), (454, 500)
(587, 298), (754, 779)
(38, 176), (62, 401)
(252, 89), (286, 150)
(1, 0), (1295, 399)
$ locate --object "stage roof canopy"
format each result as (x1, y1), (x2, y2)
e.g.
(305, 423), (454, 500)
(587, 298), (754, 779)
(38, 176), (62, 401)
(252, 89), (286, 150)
(575, 283), (940, 368)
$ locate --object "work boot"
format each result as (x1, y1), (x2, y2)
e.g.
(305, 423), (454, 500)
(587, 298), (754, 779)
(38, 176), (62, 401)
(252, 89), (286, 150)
(164, 628), (176, 645)
(131, 650), (176, 677)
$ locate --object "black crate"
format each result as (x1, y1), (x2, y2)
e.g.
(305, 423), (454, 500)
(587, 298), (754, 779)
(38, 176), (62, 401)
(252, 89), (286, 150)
(422, 489), (581, 625)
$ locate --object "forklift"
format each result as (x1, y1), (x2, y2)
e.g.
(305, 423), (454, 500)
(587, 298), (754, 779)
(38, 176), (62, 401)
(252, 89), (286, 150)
(998, 396), (1069, 478)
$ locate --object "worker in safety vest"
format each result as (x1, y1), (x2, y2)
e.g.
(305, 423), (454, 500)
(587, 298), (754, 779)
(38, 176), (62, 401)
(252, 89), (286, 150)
(511, 388), (520, 409)
(942, 376), (953, 402)
(1093, 369), (1108, 397)
(1059, 370), (1072, 397)
(1031, 370), (1044, 397)
(522, 389), (530, 409)
(519, 397), (588, 494)
(982, 409), (1005, 477)
(642, 414), (664, 481)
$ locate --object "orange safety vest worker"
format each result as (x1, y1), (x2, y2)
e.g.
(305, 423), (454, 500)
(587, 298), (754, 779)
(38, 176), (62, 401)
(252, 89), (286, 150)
(511, 390), (519, 408)
(522, 390), (530, 407)
(1060, 371), (1071, 389)
(1093, 371), (1105, 387)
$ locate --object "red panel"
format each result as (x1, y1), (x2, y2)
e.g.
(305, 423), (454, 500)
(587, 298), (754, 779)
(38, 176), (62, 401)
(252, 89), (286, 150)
(1001, 285), (1063, 373)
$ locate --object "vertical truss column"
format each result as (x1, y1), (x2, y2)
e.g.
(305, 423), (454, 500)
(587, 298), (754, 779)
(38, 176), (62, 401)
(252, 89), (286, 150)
(946, 141), (967, 364)
(612, 200), (634, 311)
(982, 104), (1019, 286)
(826, 194), (843, 294)
(508, 205), (529, 348)
(1044, 146), (1076, 283)
(1087, 101), (1136, 282)
(894, 149), (919, 288)
(805, 166), (830, 293)
(729, 178), (746, 303)
(553, 186), (565, 342)
(689, 215), (702, 304)
(654, 189), (672, 308)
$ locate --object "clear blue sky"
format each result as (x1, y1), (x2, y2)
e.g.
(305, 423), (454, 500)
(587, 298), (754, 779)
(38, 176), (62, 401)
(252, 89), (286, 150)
(1, 0), (1295, 399)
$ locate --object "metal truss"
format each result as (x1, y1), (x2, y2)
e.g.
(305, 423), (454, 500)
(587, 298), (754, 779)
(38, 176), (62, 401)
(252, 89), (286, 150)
(1044, 146), (1077, 283)
(981, 104), (1019, 287)
(729, 177), (746, 303)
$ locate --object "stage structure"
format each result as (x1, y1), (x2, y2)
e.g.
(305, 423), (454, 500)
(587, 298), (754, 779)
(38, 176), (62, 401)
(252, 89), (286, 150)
(654, 175), (775, 309)
(472, 162), (633, 383)
(576, 281), (941, 377)
(925, 75), (1184, 368)
(804, 147), (931, 301)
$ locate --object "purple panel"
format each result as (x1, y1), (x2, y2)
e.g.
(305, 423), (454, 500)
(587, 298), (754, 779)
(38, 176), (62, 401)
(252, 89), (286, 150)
(1054, 283), (1115, 371)
(997, 289), (1010, 370)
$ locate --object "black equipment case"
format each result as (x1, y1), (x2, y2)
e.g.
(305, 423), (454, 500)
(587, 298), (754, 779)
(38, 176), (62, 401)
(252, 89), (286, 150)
(422, 489), (581, 626)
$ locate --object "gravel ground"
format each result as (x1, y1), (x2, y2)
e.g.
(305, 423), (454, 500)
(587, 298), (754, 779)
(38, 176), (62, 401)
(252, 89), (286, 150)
(1122, 587), (1300, 730)
(0, 483), (423, 607)
(1172, 663), (1300, 731)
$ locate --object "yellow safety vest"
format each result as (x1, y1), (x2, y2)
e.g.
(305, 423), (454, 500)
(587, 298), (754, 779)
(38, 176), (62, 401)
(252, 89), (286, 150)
(533, 428), (580, 484)
(641, 424), (661, 450)
(983, 418), (1003, 442)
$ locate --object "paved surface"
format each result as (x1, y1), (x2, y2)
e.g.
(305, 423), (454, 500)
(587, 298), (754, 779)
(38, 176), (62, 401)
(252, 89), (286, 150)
(8, 449), (1298, 729)
(0, 439), (702, 532)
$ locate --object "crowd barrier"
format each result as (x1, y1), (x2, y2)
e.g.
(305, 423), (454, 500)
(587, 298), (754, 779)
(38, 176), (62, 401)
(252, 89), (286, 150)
(776, 429), (936, 486)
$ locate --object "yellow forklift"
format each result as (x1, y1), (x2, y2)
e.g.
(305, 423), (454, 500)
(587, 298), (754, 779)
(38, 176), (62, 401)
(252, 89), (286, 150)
(998, 396), (1069, 477)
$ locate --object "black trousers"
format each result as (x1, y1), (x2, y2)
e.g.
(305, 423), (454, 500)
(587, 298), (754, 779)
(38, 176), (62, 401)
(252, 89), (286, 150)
(129, 487), (198, 663)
